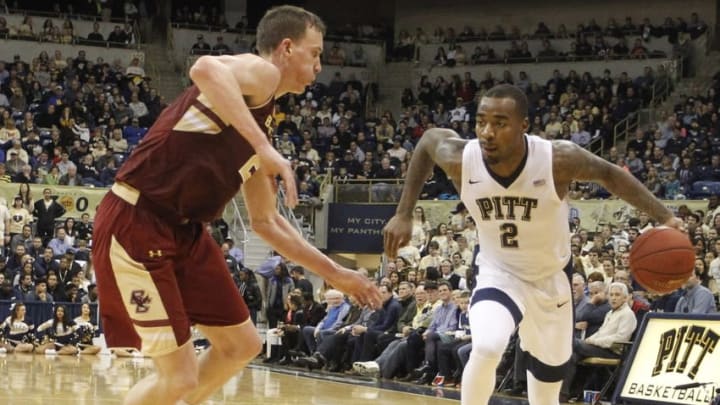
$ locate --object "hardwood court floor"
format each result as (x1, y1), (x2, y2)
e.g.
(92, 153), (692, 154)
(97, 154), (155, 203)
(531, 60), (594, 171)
(0, 353), (460, 404)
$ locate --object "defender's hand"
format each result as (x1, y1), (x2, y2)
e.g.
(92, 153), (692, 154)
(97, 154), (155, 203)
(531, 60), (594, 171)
(327, 268), (382, 309)
(383, 215), (413, 259)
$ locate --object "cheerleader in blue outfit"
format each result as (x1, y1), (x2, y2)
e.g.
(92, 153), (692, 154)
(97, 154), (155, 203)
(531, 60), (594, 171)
(73, 303), (101, 355)
(0, 303), (36, 353)
(36, 305), (78, 355)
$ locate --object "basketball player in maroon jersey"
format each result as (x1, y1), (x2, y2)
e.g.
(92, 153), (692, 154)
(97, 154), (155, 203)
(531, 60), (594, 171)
(92, 6), (382, 405)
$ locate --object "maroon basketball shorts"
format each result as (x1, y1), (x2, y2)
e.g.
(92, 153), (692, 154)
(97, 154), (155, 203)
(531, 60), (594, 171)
(92, 182), (250, 357)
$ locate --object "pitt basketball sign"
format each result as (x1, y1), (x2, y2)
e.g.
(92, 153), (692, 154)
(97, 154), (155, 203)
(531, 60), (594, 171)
(615, 313), (720, 405)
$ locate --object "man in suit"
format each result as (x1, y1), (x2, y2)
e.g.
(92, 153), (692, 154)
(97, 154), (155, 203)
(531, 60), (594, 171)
(33, 188), (66, 245)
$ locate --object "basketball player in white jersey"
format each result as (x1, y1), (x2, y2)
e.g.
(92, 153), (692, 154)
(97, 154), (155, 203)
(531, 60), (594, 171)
(384, 84), (682, 405)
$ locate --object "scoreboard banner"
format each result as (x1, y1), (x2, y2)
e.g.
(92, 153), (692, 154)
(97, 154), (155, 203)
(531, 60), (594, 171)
(615, 313), (720, 405)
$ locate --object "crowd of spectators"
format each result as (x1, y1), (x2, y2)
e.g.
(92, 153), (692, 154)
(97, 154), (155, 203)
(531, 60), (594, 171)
(261, 206), (477, 388)
(422, 35), (666, 67)
(0, 190), (101, 354)
(259, 198), (718, 398)
(393, 13), (707, 62)
(173, 4), (386, 44)
(188, 34), (370, 68)
(1, 0), (145, 22)
(0, 15), (138, 47)
(0, 180), (101, 352)
(0, 49), (163, 187)
(568, 69), (720, 203)
(386, 65), (668, 199)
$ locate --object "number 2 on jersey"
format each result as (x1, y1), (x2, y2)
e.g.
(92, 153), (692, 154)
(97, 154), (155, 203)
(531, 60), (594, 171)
(500, 223), (518, 248)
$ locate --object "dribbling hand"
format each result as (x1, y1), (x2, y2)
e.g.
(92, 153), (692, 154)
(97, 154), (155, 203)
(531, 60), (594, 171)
(256, 144), (298, 208)
(662, 217), (684, 232)
(383, 215), (413, 259)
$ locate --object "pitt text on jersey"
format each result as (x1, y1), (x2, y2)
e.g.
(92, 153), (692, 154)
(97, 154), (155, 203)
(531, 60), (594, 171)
(474, 196), (539, 249)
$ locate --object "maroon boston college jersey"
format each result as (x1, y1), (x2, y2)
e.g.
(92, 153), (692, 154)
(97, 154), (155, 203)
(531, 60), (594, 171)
(115, 85), (275, 223)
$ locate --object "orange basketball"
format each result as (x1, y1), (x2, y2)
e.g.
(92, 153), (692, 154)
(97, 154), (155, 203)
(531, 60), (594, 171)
(628, 227), (695, 294)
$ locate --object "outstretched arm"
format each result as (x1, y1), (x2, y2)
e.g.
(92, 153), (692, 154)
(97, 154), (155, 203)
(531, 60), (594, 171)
(242, 170), (382, 309)
(384, 128), (467, 258)
(553, 141), (679, 227)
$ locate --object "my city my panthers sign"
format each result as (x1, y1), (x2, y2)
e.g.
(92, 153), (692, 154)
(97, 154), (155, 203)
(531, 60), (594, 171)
(615, 313), (720, 405)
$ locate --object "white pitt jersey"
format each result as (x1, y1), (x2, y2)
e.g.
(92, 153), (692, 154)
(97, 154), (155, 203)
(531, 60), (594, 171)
(461, 135), (570, 282)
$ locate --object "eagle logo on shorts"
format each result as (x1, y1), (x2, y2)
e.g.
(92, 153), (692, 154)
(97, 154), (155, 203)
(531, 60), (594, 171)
(130, 290), (151, 313)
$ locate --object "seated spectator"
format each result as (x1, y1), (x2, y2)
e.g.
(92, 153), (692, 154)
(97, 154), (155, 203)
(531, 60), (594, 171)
(5, 151), (24, 176)
(674, 271), (717, 314)
(191, 34), (212, 55)
(408, 281), (458, 384)
(13, 164), (35, 184)
(123, 118), (148, 145)
(326, 44), (346, 66)
(454, 45), (468, 66)
(108, 128), (129, 155)
(353, 283), (435, 378)
(87, 22), (104, 42)
(570, 121), (592, 146)
(611, 37), (630, 57)
(560, 282), (637, 401)
(97, 157), (117, 186)
(293, 295), (369, 370)
(432, 290), (471, 386)
(128, 93), (150, 124)
(77, 154), (102, 186)
(212, 36), (231, 55)
(349, 45), (367, 66)
(107, 25), (128, 44)
(387, 136), (408, 163)
(34, 247), (59, 281)
(17, 15), (35, 39)
(300, 290), (350, 355)
(7, 140), (28, 164)
(113, 100), (133, 126)
(125, 57), (146, 79)
(0, 119), (21, 142)
(439, 259), (465, 290)
(630, 38), (648, 58)
(25, 279), (54, 303)
(352, 284), (403, 363)
(42, 166), (61, 185)
(576, 280), (611, 338)
(48, 228), (74, 257)
(265, 293), (307, 364)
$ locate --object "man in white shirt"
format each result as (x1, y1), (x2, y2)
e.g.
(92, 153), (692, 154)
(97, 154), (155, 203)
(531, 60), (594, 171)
(560, 282), (636, 401)
(418, 241), (443, 271)
(451, 251), (469, 277)
(449, 98), (468, 123)
(387, 137), (408, 163)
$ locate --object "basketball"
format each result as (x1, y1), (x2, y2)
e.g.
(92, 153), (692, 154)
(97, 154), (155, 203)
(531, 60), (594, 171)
(629, 227), (695, 294)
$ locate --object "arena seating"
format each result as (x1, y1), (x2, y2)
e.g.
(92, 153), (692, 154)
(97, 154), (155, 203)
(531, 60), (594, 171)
(1, 6), (718, 402)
